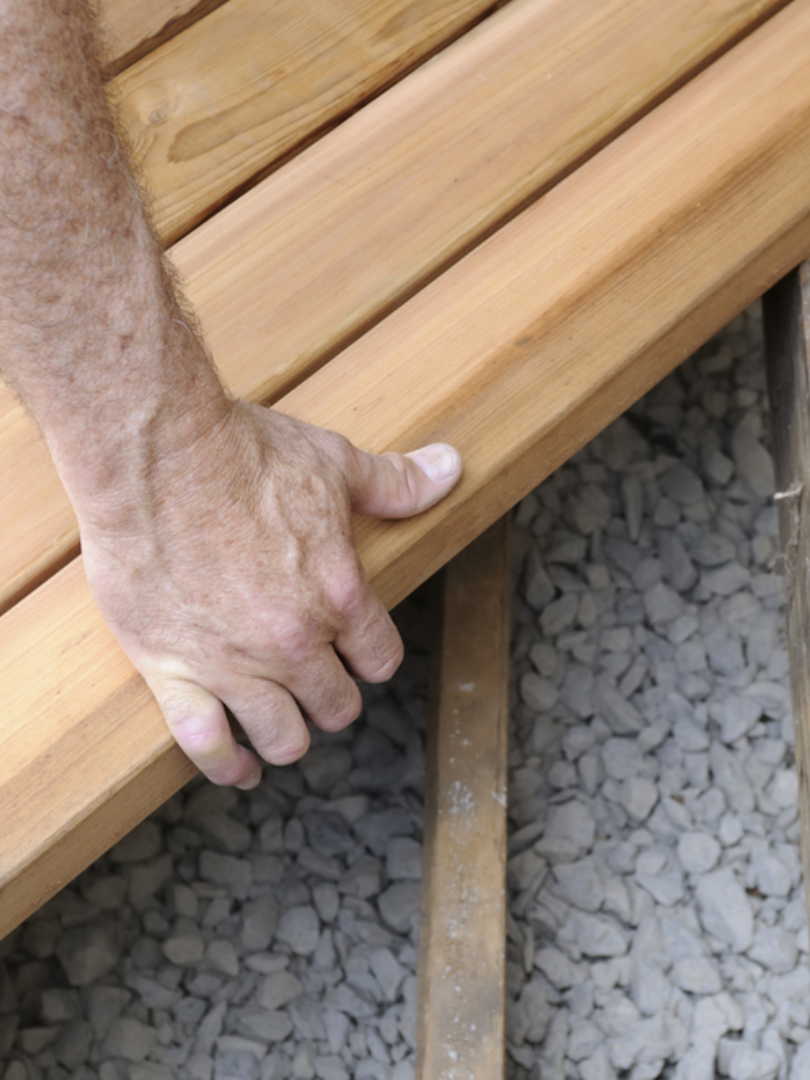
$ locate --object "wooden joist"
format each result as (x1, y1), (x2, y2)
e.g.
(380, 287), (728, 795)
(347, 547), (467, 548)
(3, 0), (810, 937)
(0, 0), (790, 614)
(763, 263), (810, 922)
(416, 519), (510, 1079)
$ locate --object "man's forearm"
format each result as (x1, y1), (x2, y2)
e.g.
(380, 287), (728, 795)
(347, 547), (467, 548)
(0, 0), (228, 526)
(0, 0), (462, 789)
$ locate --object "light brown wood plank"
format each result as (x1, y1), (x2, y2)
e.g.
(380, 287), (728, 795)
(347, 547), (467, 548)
(4, 0), (810, 935)
(0, 0), (789, 615)
(416, 519), (509, 1080)
(763, 265), (810, 925)
(99, 0), (229, 76)
(115, 0), (503, 244)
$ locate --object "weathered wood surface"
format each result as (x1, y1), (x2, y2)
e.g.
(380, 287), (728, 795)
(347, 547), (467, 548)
(763, 263), (810, 924)
(116, 0), (503, 244)
(416, 519), (509, 1080)
(0, 0), (789, 615)
(3, 0), (810, 936)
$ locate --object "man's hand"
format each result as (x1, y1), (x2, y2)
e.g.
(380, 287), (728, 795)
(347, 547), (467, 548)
(0, 0), (462, 787)
(81, 403), (461, 789)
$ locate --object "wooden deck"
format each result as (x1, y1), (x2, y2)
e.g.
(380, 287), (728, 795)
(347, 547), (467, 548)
(3, 0), (810, 996)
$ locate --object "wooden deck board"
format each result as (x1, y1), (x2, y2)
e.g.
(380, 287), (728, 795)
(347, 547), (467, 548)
(416, 519), (510, 1079)
(100, 0), (230, 76)
(115, 0), (504, 245)
(0, 0), (789, 615)
(3, 0), (810, 936)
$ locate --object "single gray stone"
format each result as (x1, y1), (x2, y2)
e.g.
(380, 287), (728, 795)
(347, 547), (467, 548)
(51, 1019), (92, 1069)
(727, 1045), (780, 1080)
(749, 852), (792, 898)
(670, 957), (722, 995)
(338, 855), (384, 899)
(677, 832), (721, 874)
(195, 813), (251, 855)
(258, 815), (285, 855)
(701, 563), (751, 597)
(672, 718), (710, 753)
(298, 746), (353, 793)
(644, 582), (686, 626)
(789, 1038), (810, 1079)
(539, 800), (596, 859)
(748, 927), (798, 974)
(731, 428), (774, 499)
(355, 809), (414, 858)
(629, 961), (672, 1018)
(128, 853), (174, 907)
(619, 777), (659, 822)
(378, 883), (422, 934)
(103, 1018), (157, 1063)
(661, 463), (704, 505)
(540, 593), (579, 637)
(205, 939), (239, 977)
(276, 906), (320, 956)
(302, 812), (354, 858)
(40, 988), (81, 1023)
(696, 868), (753, 951)
(580, 1045), (618, 1080)
(55, 924), (119, 987)
(86, 985), (131, 1041)
(386, 838), (422, 881)
(602, 738), (642, 782)
(199, 851), (253, 900)
(162, 924), (204, 966)
(241, 894), (280, 952)
(552, 859), (604, 913)
(658, 532), (698, 592)
(593, 680), (644, 735)
(524, 547), (556, 611)
(535, 946), (579, 989)
(312, 882), (340, 924)
(520, 672), (558, 712)
(256, 971), (303, 1011)
(689, 533), (736, 567)
(710, 744), (755, 814)
(214, 1048), (260, 1080)
(565, 913), (628, 958)
(324, 983), (378, 1020)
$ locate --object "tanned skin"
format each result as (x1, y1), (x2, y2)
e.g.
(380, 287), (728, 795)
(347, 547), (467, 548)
(0, 0), (462, 789)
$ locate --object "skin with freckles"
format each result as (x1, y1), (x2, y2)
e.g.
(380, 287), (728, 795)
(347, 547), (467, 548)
(0, 0), (462, 789)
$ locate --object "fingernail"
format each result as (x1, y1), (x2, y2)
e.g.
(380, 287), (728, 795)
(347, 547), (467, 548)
(407, 443), (462, 483)
(236, 769), (262, 791)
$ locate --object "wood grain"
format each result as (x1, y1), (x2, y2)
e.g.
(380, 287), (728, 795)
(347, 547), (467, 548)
(3, 0), (810, 936)
(0, 0), (789, 615)
(115, 0), (503, 244)
(763, 264), (810, 925)
(99, 0), (229, 76)
(416, 519), (509, 1080)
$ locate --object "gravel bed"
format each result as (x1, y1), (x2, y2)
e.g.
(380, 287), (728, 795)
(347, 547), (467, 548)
(2, 301), (809, 1080)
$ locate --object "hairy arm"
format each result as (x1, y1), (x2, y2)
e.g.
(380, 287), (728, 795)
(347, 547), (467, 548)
(0, 0), (461, 788)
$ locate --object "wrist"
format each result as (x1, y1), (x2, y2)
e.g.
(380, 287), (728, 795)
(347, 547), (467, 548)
(45, 325), (234, 535)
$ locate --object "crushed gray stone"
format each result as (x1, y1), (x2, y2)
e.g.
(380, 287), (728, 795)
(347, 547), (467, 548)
(2, 303), (808, 1080)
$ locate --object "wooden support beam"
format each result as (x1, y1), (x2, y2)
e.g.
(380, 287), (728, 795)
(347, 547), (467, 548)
(4, 0), (810, 935)
(763, 263), (810, 922)
(0, 0), (791, 614)
(416, 519), (510, 1080)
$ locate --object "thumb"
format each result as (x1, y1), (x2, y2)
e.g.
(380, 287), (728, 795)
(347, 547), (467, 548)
(348, 442), (463, 518)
